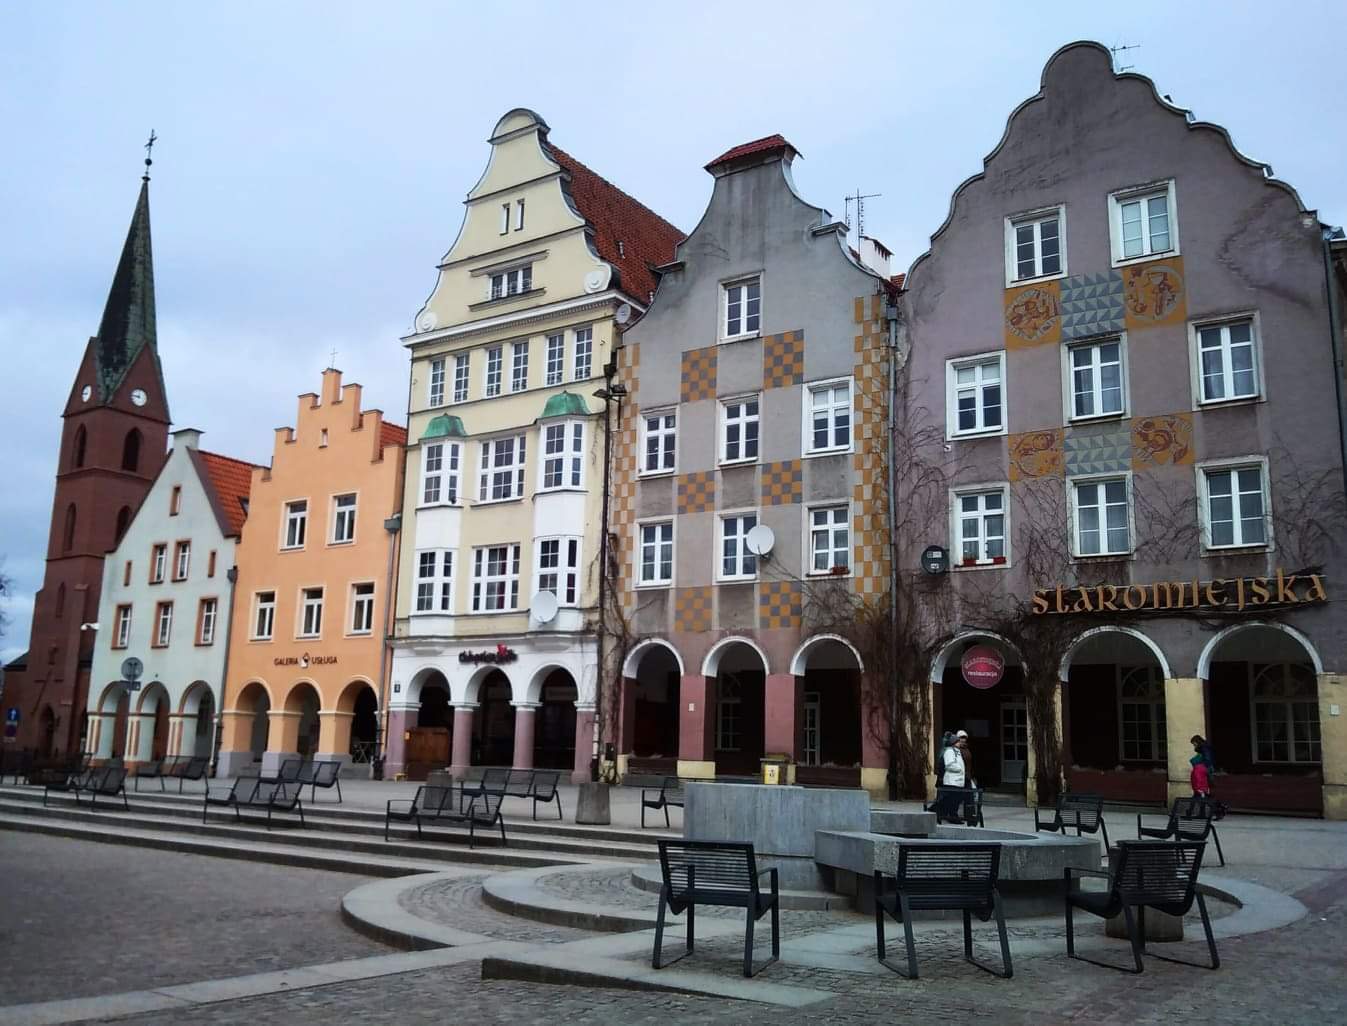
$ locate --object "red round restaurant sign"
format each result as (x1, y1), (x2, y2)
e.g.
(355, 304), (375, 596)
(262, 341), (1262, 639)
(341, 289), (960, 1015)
(961, 645), (1005, 689)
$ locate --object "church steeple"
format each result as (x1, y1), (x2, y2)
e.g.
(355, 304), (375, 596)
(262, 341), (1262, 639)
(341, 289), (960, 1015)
(93, 177), (158, 404)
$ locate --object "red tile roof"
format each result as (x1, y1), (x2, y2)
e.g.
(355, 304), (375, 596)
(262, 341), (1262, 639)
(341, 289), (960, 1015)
(545, 145), (683, 304)
(705, 134), (797, 170)
(380, 420), (408, 450)
(195, 449), (261, 537)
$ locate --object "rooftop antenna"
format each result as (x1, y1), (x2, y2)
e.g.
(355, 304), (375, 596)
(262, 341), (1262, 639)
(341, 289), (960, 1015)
(843, 188), (881, 245)
(1110, 42), (1140, 73)
(142, 129), (157, 182)
(328, 348), (339, 370)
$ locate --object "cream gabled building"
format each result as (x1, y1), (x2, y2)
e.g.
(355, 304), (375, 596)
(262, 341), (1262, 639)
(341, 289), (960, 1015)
(386, 110), (681, 781)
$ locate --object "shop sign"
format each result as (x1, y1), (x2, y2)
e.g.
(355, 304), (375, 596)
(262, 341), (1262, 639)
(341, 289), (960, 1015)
(273, 653), (339, 668)
(459, 645), (518, 665)
(961, 645), (1005, 689)
(1031, 568), (1327, 616)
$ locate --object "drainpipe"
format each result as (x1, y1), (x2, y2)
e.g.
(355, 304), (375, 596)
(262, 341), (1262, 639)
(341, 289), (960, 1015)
(1320, 229), (1347, 491)
(885, 297), (901, 802)
(210, 564), (239, 777)
(375, 514), (401, 778)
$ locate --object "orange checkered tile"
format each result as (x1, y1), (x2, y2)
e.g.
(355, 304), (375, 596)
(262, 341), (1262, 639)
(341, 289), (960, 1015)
(681, 346), (717, 403)
(850, 293), (891, 597)
(676, 471), (716, 514)
(763, 330), (804, 389)
(760, 459), (802, 506)
(759, 580), (802, 629)
(674, 586), (713, 633)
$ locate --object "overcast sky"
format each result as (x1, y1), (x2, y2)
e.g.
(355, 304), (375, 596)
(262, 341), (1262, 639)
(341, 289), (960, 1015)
(3, 1), (1345, 662)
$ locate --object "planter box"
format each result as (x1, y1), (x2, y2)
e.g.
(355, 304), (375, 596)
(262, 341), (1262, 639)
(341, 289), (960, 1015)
(1216, 772), (1323, 815)
(1066, 766), (1166, 804)
(795, 765), (862, 789)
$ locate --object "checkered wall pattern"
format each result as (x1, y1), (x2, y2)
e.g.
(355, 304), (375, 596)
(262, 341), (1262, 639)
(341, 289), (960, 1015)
(674, 586), (713, 633)
(758, 580), (802, 630)
(612, 343), (641, 598)
(761, 459), (803, 506)
(763, 330), (804, 389)
(681, 346), (717, 403)
(850, 293), (891, 598)
(677, 471), (716, 514)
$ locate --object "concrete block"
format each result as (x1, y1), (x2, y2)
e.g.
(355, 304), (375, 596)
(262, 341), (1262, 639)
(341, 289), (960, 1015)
(576, 782), (612, 825)
(869, 810), (936, 836)
(685, 782), (869, 856)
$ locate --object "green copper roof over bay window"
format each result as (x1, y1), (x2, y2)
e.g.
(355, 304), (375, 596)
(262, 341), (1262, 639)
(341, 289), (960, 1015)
(420, 413), (466, 440)
(540, 391), (590, 419)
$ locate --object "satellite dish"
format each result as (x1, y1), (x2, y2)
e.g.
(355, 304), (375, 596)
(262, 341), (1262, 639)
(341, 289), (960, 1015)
(614, 302), (633, 325)
(530, 591), (559, 624)
(744, 525), (775, 558)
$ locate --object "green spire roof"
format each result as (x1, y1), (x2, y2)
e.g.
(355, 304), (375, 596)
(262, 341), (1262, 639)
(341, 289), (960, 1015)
(540, 391), (590, 419)
(421, 413), (467, 440)
(94, 179), (158, 403)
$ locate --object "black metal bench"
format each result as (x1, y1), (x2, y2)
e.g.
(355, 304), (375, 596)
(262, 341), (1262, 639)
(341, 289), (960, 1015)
(1065, 839), (1217, 973)
(203, 777), (305, 829)
(297, 759), (343, 803)
(1037, 792), (1110, 854)
(37, 762), (97, 805)
(923, 785), (985, 827)
(78, 766), (130, 810)
(873, 843), (1011, 979)
(260, 758), (304, 785)
(166, 755), (210, 793)
(641, 776), (684, 829)
(654, 839), (779, 977)
(1137, 797), (1225, 867)
(132, 756), (176, 792)
(444, 788), (507, 848)
(528, 770), (563, 821)
(384, 783), (455, 840)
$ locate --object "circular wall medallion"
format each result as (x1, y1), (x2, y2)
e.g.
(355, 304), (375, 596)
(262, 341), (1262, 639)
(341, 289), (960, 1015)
(416, 310), (438, 332)
(961, 645), (1005, 689)
(583, 267), (610, 294)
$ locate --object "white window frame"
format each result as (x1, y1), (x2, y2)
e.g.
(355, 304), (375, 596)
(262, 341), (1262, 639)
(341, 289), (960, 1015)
(252, 591), (276, 641)
(1004, 205), (1067, 286)
(538, 420), (585, 492)
(413, 550), (454, 614)
(484, 346), (503, 397)
(298, 586), (324, 639)
(1250, 663), (1321, 765)
(805, 503), (851, 577)
(331, 493), (357, 544)
(1196, 456), (1272, 551)
(1189, 312), (1264, 408)
(945, 352), (1007, 439)
(114, 604), (132, 648)
(154, 601), (173, 647)
(420, 441), (461, 506)
(471, 543), (521, 613)
(173, 540), (191, 581)
(282, 499), (308, 550)
(718, 394), (761, 465)
(1108, 179), (1179, 266)
(1063, 336), (1128, 422)
(488, 264), (531, 300)
(1069, 472), (1134, 558)
(718, 510), (759, 582)
(427, 357), (446, 408)
(721, 275), (762, 341)
(499, 202), (510, 235)
(452, 352), (470, 403)
(802, 377), (854, 456)
(1117, 665), (1167, 763)
(198, 597), (217, 645)
(639, 408), (678, 476)
(716, 677), (742, 751)
(950, 484), (1011, 568)
(510, 339), (529, 393)
(151, 543), (167, 583)
(535, 536), (582, 607)
(636, 519), (675, 587)
(515, 197), (525, 231)
(349, 581), (375, 635)
(572, 326), (593, 381)
(545, 333), (565, 386)
(477, 434), (527, 503)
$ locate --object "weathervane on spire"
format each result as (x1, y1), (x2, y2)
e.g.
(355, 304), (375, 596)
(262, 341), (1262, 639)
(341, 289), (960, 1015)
(143, 130), (158, 181)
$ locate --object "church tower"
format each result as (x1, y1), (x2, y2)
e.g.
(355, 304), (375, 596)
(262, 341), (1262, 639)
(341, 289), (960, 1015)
(4, 167), (170, 758)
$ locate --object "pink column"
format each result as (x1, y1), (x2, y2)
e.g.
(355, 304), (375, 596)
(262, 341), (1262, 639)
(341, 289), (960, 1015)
(764, 673), (802, 760)
(512, 704), (538, 770)
(861, 673), (889, 771)
(572, 704), (596, 784)
(382, 707), (412, 778)
(450, 704), (476, 777)
(678, 675), (714, 766)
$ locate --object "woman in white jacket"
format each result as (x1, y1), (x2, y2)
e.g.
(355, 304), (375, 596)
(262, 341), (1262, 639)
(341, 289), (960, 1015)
(939, 732), (968, 821)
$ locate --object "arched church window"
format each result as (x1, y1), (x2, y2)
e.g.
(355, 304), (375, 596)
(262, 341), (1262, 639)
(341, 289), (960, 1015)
(115, 506), (132, 543)
(55, 583), (66, 618)
(63, 504), (77, 552)
(122, 429), (142, 472)
(73, 426), (87, 468)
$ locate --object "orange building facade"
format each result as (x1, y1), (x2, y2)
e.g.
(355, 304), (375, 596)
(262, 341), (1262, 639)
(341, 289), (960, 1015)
(216, 369), (405, 777)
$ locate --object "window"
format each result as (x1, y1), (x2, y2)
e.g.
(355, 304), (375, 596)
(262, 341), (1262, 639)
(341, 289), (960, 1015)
(717, 677), (742, 751)
(471, 544), (521, 612)
(1067, 339), (1125, 420)
(173, 541), (190, 581)
(208, 551), (217, 578)
(954, 488), (1007, 565)
(572, 327), (593, 380)
(536, 537), (581, 606)
(540, 421), (585, 491)
(415, 551), (454, 613)
(283, 500), (308, 549)
(253, 591), (276, 640)
(153, 602), (173, 647)
(805, 380), (852, 453)
(484, 346), (503, 397)
(1007, 208), (1064, 282)
(722, 277), (761, 339)
(332, 493), (357, 544)
(198, 598), (217, 646)
(515, 198), (525, 231)
(299, 587), (324, 638)
(638, 521), (674, 586)
(808, 505), (850, 574)
(545, 333), (564, 385)
(1253, 664), (1321, 764)
(511, 340), (529, 392)
(720, 396), (760, 464)
(428, 358), (446, 407)
(1197, 319), (1259, 404)
(170, 485), (182, 516)
(123, 560), (132, 586)
(350, 582), (375, 635)
(641, 410), (677, 474)
(489, 265), (531, 300)
(946, 354), (1005, 437)
(73, 425), (87, 468)
(499, 202), (510, 234)
(421, 441), (461, 505)
(122, 429), (141, 472)
(1119, 666), (1166, 762)
(453, 353), (470, 403)
(1109, 181), (1177, 263)
(150, 543), (167, 583)
(478, 435), (527, 502)
(63, 504), (77, 552)
(114, 605), (132, 649)
(1072, 476), (1131, 556)
(719, 513), (758, 580)
(1200, 461), (1268, 549)
(114, 506), (130, 543)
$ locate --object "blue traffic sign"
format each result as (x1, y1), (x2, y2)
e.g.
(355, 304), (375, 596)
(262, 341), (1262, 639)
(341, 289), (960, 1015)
(5, 708), (18, 724)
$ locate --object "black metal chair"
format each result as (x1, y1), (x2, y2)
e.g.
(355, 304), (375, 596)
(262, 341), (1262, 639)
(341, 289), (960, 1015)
(1138, 797), (1225, 867)
(1065, 840), (1218, 973)
(168, 755), (210, 793)
(641, 777), (684, 828)
(132, 756), (177, 792)
(873, 843), (1011, 979)
(1037, 792), (1110, 855)
(529, 770), (563, 821)
(384, 783), (454, 840)
(298, 759), (343, 803)
(81, 766), (130, 810)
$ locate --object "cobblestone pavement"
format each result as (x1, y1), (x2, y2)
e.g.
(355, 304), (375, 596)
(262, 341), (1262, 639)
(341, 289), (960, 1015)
(397, 874), (592, 943)
(0, 833), (390, 1006)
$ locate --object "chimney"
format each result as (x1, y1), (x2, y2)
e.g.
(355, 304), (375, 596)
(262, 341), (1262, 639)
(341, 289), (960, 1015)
(171, 427), (203, 450)
(858, 236), (892, 277)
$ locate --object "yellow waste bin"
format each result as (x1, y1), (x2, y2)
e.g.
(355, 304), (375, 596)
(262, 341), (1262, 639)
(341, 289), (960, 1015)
(761, 753), (790, 785)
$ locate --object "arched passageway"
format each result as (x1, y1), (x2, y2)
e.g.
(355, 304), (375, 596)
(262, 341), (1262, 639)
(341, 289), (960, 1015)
(350, 688), (378, 763)
(932, 634), (1025, 793)
(707, 641), (767, 778)
(237, 682), (271, 765)
(405, 671), (452, 780)
(533, 669), (577, 771)
(793, 638), (863, 788)
(473, 671), (514, 766)
(283, 682), (322, 759)
(621, 641), (682, 775)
